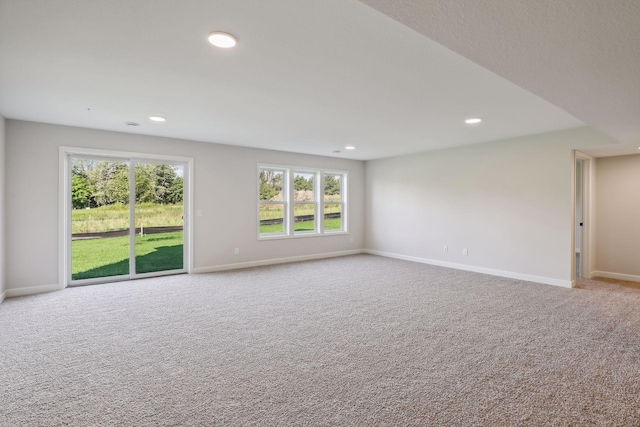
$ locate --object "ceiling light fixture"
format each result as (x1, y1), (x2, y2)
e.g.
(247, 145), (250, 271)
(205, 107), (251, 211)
(345, 146), (356, 150)
(149, 116), (166, 122)
(465, 118), (482, 124)
(208, 31), (237, 48)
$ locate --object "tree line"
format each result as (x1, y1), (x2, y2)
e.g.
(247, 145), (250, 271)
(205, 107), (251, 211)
(72, 160), (183, 209)
(259, 171), (341, 201)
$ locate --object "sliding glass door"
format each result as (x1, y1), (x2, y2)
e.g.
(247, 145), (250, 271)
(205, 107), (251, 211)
(68, 154), (187, 285)
(133, 161), (184, 275)
(71, 158), (131, 281)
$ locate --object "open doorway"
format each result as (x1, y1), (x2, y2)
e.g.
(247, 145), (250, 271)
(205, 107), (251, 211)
(61, 147), (193, 287)
(575, 158), (584, 278)
(573, 151), (593, 285)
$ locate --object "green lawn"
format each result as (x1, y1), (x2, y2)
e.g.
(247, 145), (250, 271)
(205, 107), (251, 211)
(72, 231), (183, 280)
(260, 218), (342, 234)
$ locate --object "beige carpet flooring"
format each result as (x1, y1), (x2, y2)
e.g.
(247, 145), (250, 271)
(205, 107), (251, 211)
(1, 254), (640, 426)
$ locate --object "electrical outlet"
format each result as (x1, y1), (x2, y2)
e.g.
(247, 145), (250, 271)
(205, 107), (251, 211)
(349, 237), (354, 243)
(196, 209), (203, 217)
(443, 245), (448, 253)
(234, 248), (240, 255)
(463, 248), (468, 256)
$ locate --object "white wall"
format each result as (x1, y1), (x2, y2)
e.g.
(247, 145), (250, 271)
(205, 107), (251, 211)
(594, 154), (640, 281)
(0, 114), (5, 302)
(5, 120), (365, 293)
(365, 127), (617, 287)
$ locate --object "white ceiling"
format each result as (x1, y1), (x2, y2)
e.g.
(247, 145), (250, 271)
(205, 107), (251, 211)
(359, 0), (640, 158)
(0, 0), (630, 160)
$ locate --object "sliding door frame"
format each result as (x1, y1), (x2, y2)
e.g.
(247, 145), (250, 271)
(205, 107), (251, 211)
(59, 146), (194, 288)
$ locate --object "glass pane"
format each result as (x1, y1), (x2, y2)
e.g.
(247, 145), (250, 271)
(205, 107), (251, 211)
(294, 171), (315, 202)
(324, 204), (342, 231)
(134, 163), (184, 274)
(259, 169), (284, 201)
(294, 203), (315, 232)
(260, 203), (285, 234)
(71, 158), (130, 280)
(324, 174), (341, 201)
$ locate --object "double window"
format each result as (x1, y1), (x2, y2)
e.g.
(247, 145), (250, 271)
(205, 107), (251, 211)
(258, 165), (347, 238)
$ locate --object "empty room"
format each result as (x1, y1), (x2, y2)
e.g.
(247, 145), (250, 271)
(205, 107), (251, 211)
(1, 1), (640, 425)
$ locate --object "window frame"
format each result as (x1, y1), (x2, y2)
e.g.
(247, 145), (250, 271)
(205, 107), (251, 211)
(257, 166), (289, 238)
(257, 164), (348, 240)
(322, 171), (347, 234)
(293, 169), (319, 235)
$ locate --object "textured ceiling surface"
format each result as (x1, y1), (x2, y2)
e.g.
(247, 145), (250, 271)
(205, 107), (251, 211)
(359, 0), (640, 156)
(0, 0), (587, 160)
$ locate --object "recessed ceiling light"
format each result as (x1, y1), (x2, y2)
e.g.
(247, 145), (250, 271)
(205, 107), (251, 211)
(345, 146), (356, 150)
(465, 118), (482, 124)
(149, 116), (166, 122)
(208, 32), (237, 48)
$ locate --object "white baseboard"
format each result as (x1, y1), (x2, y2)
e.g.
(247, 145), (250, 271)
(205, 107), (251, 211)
(0, 290), (5, 304)
(591, 270), (640, 283)
(193, 249), (365, 274)
(5, 283), (65, 299)
(365, 249), (572, 288)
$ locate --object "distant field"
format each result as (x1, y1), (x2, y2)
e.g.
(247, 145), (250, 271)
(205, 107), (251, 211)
(72, 231), (183, 280)
(74, 202), (341, 236)
(72, 203), (183, 234)
(259, 202), (341, 221)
